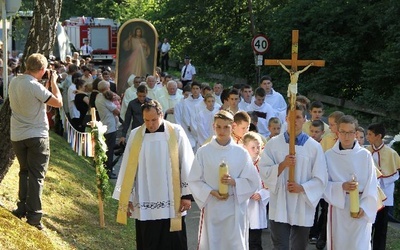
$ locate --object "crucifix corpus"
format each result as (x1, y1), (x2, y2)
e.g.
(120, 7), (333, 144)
(264, 30), (325, 182)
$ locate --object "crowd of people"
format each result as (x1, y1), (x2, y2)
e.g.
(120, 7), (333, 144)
(5, 50), (400, 250)
(108, 62), (399, 249)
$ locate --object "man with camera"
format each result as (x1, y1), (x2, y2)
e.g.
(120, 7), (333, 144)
(9, 53), (63, 230)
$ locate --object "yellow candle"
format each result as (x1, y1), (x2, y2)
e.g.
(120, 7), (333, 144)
(349, 175), (359, 218)
(219, 161), (229, 198)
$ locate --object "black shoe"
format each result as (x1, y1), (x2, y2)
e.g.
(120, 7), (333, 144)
(108, 172), (117, 179)
(11, 209), (26, 219)
(27, 221), (44, 230)
(316, 238), (326, 249)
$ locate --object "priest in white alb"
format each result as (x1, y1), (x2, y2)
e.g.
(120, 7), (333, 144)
(158, 80), (183, 124)
(188, 110), (260, 250)
(324, 115), (378, 250)
(112, 100), (194, 250)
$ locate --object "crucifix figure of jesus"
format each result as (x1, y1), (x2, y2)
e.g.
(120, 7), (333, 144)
(278, 60), (314, 108)
(264, 30), (325, 182)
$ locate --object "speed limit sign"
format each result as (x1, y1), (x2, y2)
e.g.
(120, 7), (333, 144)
(251, 34), (270, 54)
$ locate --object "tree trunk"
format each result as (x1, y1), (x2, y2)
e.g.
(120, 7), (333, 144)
(20, 0), (63, 71)
(0, 99), (14, 183)
(0, 0), (62, 184)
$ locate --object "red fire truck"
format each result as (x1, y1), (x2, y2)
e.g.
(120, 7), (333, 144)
(64, 17), (118, 64)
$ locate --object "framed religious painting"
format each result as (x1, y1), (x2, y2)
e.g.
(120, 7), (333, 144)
(116, 19), (158, 95)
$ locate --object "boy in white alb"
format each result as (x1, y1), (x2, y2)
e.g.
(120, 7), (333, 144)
(246, 87), (277, 138)
(259, 75), (287, 122)
(188, 110), (260, 250)
(324, 115), (378, 250)
(258, 103), (328, 250)
(302, 101), (330, 137)
(242, 132), (269, 250)
(195, 94), (220, 146)
(316, 110), (344, 249)
(182, 81), (203, 150)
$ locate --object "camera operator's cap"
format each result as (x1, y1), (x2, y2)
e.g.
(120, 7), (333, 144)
(184, 55), (190, 59)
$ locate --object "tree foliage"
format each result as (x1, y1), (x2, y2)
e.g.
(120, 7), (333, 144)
(34, 0), (400, 120)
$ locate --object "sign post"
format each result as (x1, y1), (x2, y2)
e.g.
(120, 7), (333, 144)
(251, 34), (270, 84)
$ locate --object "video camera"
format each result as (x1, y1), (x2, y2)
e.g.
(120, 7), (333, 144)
(42, 69), (55, 80)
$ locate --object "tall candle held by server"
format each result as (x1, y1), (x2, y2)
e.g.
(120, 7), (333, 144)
(219, 161), (229, 198)
(349, 174), (359, 218)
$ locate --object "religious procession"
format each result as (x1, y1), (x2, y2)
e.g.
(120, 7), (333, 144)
(1, 1), (400, 250)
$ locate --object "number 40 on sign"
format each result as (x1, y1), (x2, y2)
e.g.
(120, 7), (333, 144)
(251, 34), (270, 54)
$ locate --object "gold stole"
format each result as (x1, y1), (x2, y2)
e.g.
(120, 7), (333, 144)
(116, 122), (182, 231)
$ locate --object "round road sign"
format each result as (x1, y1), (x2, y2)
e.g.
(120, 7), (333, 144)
(251, 34), (270, 54)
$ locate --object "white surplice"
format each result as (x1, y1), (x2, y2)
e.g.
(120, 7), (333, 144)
(246, 101), (277, 137)
(258, 133), (328, 227)
(265, 88), (287, 122)
(181, 95), (204, 148)
(146, 85), (162, 102)
(194, 104), (219, 146)
(112, 121), (194, 221)
(324, 141), (378, 250)
(248, 183), (269, 229)
(188, 138), (260, 250)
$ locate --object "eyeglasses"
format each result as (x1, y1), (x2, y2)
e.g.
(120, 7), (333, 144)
(338, 131), (356, 136)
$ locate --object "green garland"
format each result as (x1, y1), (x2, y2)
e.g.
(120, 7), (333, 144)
(91, 124), (111, 200)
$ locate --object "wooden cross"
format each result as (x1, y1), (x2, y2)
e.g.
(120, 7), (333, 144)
(264, 30), (325, 71)
(264, 30), (325, 182)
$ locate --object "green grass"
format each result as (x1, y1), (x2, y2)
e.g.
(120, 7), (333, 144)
(0, 131), (135, 249)
(387, 223), (400, 250)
